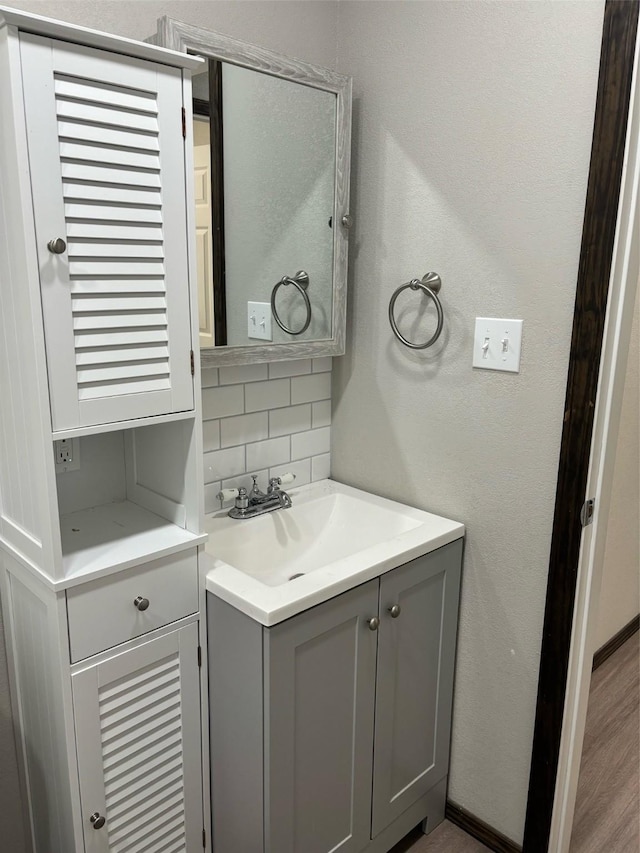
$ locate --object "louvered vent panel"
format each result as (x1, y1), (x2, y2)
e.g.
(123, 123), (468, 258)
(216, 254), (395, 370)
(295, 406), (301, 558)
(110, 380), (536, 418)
(98, 653), (188, 853)
(54, 73), (171, 401)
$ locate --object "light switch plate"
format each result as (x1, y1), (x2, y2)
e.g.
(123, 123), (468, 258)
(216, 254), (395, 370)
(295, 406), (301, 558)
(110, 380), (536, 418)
(473, 318), (523, 372)
(248, 301), (272, 341)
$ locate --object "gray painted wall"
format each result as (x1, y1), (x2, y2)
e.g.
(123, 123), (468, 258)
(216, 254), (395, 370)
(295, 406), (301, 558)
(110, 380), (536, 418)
(332, 1), (604, 844)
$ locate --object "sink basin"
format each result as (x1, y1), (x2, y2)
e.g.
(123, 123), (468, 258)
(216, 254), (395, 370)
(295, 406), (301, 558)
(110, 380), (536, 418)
(203, 479), (464, 625)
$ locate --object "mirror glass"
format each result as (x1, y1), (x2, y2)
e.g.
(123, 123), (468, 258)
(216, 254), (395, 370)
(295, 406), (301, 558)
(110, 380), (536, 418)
(192, 60), (338, 349)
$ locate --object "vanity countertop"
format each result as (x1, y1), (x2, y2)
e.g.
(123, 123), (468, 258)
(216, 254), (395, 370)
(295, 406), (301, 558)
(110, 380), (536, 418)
(203, 479), (464, 626)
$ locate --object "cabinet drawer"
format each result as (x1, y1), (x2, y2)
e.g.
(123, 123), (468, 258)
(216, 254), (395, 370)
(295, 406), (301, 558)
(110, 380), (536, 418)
(67, 550), (198, 662)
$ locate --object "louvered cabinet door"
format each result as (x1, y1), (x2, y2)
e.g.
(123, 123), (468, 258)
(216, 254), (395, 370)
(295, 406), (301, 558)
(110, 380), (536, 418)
(71, 623), (203, 853)
(20, 33), (194, 431)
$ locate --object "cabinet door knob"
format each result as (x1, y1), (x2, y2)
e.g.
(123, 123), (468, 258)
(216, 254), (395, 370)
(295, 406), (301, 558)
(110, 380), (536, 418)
(133, 596), (150, 611)
(388, 604), (401, 619)
(89, 812), (105, 830)
(47, 237), (66, 254)
(367, 616), (380, 631)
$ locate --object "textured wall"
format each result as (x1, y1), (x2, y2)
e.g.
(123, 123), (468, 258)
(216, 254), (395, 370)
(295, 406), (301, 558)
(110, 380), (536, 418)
(332, 1), (604, 843)
(596, 283), (640, 648)
(7, 0), (338, 65)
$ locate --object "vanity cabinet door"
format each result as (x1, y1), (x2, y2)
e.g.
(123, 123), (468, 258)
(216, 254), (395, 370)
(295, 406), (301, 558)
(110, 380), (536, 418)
(71, 622), (203, 853)
(20, 34), (194, 432)
(371, 541), (462, 837)
(263, 580), (379, 853)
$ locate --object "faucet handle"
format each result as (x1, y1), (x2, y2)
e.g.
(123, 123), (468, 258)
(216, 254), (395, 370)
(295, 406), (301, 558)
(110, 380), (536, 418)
(275, 472), (297, 486)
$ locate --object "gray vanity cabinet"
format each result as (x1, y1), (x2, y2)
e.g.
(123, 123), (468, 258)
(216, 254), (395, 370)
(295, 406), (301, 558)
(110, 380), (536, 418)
(371, 542), (462, 837)
(264, 579), (379, 853)
(208, 539), (463, 853)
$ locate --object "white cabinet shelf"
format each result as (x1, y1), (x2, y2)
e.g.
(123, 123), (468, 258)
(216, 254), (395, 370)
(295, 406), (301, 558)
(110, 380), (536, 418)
(61, 500), (206, 582)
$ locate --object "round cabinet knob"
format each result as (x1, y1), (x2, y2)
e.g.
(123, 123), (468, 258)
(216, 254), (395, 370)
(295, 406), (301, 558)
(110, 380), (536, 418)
(47, 237), (67, 254)
(89, 812), (105, 830)
(341, 214), (353, 230)
(388, 604), (401, 619)
(133, 596), (150, 612)
(367, 616), (380, 631)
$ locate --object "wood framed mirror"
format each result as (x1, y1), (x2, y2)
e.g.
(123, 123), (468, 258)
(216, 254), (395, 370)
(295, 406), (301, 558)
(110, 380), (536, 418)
(151, 17), (352, 367)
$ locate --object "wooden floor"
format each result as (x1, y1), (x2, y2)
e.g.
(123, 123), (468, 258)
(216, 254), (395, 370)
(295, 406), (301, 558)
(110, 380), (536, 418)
(389, 820), (490, 853)
(570, 630), (639, 852)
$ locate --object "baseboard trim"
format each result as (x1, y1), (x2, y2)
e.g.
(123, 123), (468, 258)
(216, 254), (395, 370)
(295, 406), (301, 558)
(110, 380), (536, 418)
(593, 614), (640, 671)
(445, 801), (522, 853)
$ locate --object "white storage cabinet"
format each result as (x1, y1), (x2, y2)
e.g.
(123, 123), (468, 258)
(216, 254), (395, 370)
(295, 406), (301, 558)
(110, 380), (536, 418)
(0, 7), (209, 853)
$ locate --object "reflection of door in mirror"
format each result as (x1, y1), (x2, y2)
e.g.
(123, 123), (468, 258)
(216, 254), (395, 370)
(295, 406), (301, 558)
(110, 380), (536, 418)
(193, 116), (215, 348)
(192, 60), (336, 349)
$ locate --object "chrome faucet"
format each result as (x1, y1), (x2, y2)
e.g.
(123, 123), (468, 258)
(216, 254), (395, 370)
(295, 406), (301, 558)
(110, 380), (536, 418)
(221, 474), (294, 519)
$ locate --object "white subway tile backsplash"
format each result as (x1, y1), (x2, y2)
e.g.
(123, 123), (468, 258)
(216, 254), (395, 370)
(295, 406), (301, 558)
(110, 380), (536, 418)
(291, 372), (331, 405)
(220, 364), (268, 385)
(269, 404), (312, 438)
(269, 359), (312, 378)
(246, 436), (290, 471)
(245, 378), (290, 412)
(204, 445), (246, 484)
(270, 458), (311, 488)
(221, 412), (268, 448)
(203, 419), (221, 452)
(202, 384), (244, 420)
(201, 361), (332, 513)
(312, 400), (332, 429)
(312, 357), (332, 373)
(291, 427), (331, 460)
(312, 453), (331, 481)
(201, 367), (219, 388)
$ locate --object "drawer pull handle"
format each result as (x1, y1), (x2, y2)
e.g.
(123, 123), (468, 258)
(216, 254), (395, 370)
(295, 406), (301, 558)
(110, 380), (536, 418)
(89, 812), (105, 830)
(367, 616), (380, 631)
(388, 604), (401, 618)
(133, 596), (150, 612)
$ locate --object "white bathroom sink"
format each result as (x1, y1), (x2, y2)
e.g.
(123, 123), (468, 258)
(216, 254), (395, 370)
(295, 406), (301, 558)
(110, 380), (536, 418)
(203, 479), (464, 625)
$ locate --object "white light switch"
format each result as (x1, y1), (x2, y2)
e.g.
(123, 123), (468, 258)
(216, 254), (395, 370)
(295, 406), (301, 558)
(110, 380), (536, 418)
(248, 301), (272, 341)
(472, 318), (523, 372)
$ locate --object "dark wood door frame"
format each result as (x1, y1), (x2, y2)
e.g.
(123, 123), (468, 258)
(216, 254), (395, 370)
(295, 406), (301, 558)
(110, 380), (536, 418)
(523, 2), (639, 851)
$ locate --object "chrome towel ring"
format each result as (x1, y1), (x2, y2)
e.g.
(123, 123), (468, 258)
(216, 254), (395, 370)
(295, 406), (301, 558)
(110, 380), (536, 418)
(388, 272), (444, 349)
(271, 270), (312, 336)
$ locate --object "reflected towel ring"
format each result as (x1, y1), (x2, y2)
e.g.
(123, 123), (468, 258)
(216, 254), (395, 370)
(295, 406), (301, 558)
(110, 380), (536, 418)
(388, 272), (444, 349)
(271, 270), (312, 336)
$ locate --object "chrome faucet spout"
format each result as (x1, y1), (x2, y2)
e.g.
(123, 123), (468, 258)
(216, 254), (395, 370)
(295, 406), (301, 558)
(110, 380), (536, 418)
(224, 473), (295, 519)
(277, 489), (292, 509)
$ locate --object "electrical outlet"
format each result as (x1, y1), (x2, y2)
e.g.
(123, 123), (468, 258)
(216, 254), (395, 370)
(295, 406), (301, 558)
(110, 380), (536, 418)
(248, 301), (272, 341)
(54, 438), (80, 473)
